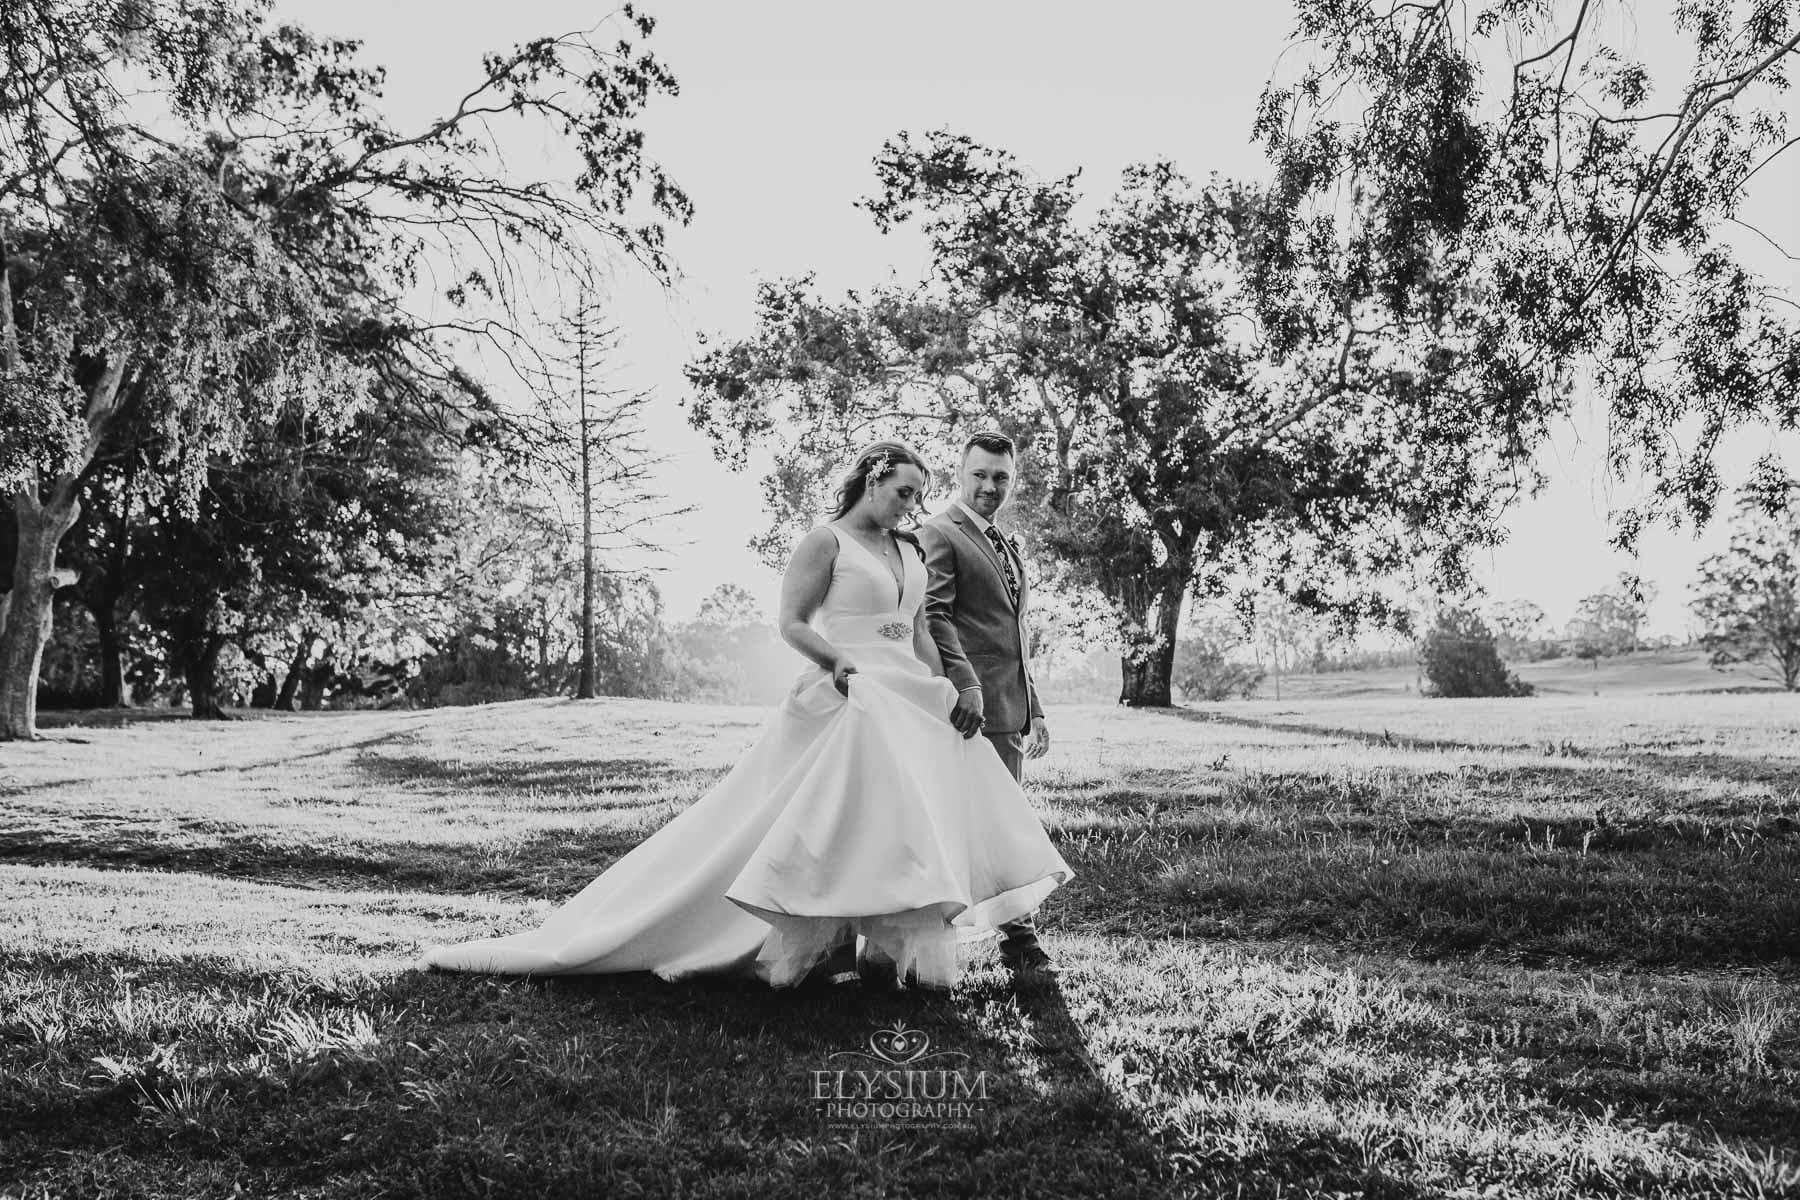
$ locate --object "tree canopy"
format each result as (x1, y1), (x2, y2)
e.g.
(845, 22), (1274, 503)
(1, 0), (691, 737)
(1256, 0), (1800, 542)
(687, 133), (1550, 705)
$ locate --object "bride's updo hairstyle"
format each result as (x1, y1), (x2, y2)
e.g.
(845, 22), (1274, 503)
(829, 440), (933, 523)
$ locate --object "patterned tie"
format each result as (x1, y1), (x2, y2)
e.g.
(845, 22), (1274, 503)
(984, 526), (1021, 608)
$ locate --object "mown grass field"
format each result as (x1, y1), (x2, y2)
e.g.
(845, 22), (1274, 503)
(2, 694), (1797, 1199)
(1261, 646), (1779, 701)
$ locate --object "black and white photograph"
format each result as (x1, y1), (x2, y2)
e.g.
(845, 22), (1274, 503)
(2, 1), (1798, 1196)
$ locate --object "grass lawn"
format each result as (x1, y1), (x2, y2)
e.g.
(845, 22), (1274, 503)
(1261, 646), (1784, 701)
(2, 695), (1797, 1198)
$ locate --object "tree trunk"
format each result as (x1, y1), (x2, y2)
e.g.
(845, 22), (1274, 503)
(93, 445), (138, 709)
(577, 309), (597, 700)
(536, 618), (551, 694)
(275, 634), (314, 711)
(0, 488), (82, 739)
(185, 634), (230, 720)
(1114, 572), (1154, 706)
(237, 643), (274, 708)
(92, 593), (127, 707)
(1119, 567), (1185, 708)
(300, 644), (333, 711)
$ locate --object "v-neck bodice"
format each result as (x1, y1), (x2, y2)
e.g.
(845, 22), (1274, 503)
(816, 525), (925, 649)
(839, 526), (908, 607)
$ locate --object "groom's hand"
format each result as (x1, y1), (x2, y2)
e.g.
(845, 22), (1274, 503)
(1027, 716), (1050, 759)
(950, 688), (984, 738)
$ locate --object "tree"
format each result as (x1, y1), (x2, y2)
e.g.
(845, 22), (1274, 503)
(1692, 489), (1800, 690)
(128, 377), (463, 717)
(688, 135), (1542, 706)
(1249, 593), (1328, 701)
(1171, 613), (1265, 702)
(668, 584), (793, 705)
(1487, 598), (1547, 661)
(590, 574), (683, 700)
(522, 304), (682, 703)
(0, 0), (690, 738)
(38, 440), (145, 707)
(1564, 576), (1653, 666)
(1419, 608), (1533, 697)
(1257, 2), (1800, 549)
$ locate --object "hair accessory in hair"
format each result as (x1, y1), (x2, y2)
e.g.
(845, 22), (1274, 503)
(867, 450), (895, 482)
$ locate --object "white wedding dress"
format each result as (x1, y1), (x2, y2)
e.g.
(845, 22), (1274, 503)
(422, 525), (1073, 989)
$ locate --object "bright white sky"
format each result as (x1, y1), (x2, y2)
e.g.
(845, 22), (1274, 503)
(288, 1), (1799, 639)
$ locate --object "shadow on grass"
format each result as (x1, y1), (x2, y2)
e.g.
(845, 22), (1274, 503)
(0, 752), (729, 897)
(0, 722), (428, 798)
(0, 823), (664, 900)
(352, 753), (702, 798)
(0, 948), (1454, 1199)
(1034, 716), (1800, 971)
(1164, 707), (1800, 797)
(1046, 821), (1800, 970)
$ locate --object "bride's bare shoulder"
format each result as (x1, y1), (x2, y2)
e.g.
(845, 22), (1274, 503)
(789, 525), (842, 564)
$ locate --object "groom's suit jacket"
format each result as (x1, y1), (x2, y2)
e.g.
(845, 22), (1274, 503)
(918, 506), (1043, 737)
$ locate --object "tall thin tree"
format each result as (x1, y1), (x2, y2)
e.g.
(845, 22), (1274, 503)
(576, 293), (598, 700)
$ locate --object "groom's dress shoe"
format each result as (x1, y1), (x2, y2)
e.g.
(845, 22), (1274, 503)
(855, 947), (914, 989)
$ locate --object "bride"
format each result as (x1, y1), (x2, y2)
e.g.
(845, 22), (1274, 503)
(422, 440), (1073, 990)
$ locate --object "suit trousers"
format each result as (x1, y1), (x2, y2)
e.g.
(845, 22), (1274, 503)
(983, 728), (1039, 949)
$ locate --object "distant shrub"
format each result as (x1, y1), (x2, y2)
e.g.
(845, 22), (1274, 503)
(1295, 644), (1417, 673)
(1419, 609), (1534, 698)
(1173, 621), (1265, 701)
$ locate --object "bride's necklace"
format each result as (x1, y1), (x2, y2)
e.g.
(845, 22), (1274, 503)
(843, 521), (895, 559)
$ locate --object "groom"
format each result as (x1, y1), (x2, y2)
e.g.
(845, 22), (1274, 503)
(917, 430), (1054, 973)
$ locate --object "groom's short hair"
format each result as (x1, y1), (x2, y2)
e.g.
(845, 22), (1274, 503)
(962, 430), (1016, 461)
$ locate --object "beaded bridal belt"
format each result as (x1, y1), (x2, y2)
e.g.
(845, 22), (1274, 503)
(819, 616), (915, 644)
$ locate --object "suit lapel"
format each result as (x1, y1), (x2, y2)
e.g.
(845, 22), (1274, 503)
(1012, 538), (1029, 613)
(946, 507), (1019, 613)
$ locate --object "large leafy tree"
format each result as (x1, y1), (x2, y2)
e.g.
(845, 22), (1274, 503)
(0, 0), (690, 738)
(128, 375), (464, 717)
(1692, 485), (1800, 690)
(1256, 1), (1800, 544)
(688, 134), (1545, 705)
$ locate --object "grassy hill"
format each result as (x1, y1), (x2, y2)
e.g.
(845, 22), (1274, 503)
(1252, 644), (1785, 701)
(3, 696), (1797, 1198)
